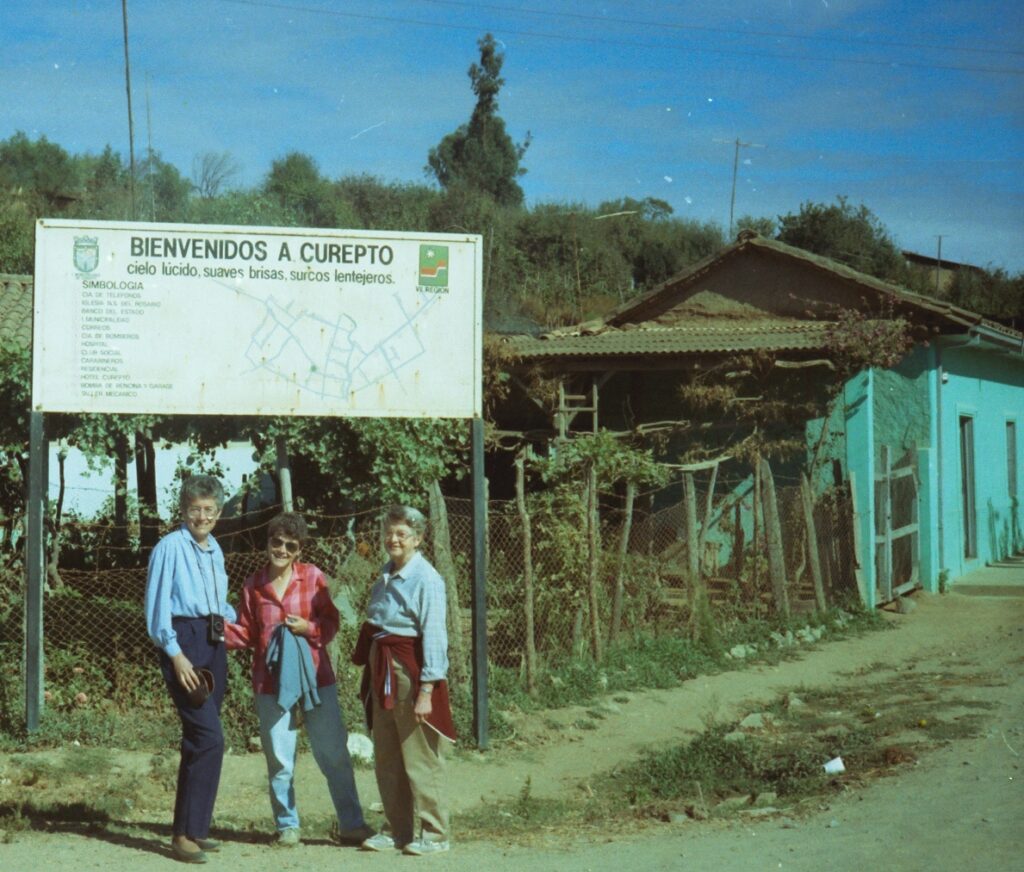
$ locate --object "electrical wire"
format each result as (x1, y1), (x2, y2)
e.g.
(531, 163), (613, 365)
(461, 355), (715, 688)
(415, 0), (1024, 58)
(215, 0), (1024, 77)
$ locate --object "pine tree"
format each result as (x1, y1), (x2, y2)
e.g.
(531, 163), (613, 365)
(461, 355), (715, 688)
(426, 34), (530, 207)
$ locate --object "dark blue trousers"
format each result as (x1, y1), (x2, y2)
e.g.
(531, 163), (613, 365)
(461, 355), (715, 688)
(160, 616), (228, 839)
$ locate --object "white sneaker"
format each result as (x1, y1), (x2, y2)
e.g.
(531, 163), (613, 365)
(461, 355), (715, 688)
(403, 836), (450, 856)
(275, 827), (301, 847)
(361, 832), (397, 851)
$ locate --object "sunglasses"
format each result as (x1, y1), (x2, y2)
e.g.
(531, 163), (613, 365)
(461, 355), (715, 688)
(269, 536), (301, 554)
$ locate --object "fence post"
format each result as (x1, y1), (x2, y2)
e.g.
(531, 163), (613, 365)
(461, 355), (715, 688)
(514, 455), (537, 696)
(427, 480), (467, 686)
(25, 411), (47, 733)
(610, 480), (635, 643)
(752, 457), (761, 595)
(682, 472), (711, 642)
(586, 463), (603, 661)
(731, 499), (744, 580)
(759, 457), (790, 620)
(800, 472), (827, 612)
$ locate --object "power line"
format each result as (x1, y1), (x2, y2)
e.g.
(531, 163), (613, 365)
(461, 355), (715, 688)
(214, 0), (1024, 77)
(415, 0), (1024, 59)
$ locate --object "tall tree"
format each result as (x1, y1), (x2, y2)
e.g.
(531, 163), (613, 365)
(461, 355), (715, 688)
(776, 196), (906, 282)
(426, 33), (530, 207)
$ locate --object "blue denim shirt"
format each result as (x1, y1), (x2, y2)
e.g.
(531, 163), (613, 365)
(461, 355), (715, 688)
(145, 525), (237, 657)
(265, 623), (321, 713)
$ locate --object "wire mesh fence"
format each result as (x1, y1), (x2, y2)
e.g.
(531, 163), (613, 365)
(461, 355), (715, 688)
(1, 474), (858, 734)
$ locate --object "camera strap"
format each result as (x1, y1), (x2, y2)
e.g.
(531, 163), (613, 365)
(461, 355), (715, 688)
(188, 532), (221, 618)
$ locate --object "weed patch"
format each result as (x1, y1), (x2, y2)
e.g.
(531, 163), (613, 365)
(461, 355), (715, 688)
(599, 671), (998, 823)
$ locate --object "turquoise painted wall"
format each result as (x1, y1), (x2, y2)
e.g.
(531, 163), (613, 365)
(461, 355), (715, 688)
(935, 338), (1024, 583)
(873, 349), (931, 461)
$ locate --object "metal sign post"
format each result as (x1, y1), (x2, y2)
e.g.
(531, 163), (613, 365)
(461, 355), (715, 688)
(25, 412), (47, 732)
(470, 416), (489, 748)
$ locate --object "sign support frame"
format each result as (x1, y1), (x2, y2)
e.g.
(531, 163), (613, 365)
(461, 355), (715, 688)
(25, 411), (47, 733)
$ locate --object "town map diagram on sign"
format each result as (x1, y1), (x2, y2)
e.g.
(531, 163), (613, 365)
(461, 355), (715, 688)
(241, 287), (439, 401)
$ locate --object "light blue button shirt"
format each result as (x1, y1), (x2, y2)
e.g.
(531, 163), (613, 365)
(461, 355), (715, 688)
(145, 525), (237, 657)
(365, 551), (449, 683)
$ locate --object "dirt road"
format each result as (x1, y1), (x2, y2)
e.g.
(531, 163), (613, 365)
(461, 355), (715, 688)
(1, 591), (1021, 871)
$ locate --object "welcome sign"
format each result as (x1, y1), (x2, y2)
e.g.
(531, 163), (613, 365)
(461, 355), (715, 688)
(33, 219), (483, 418)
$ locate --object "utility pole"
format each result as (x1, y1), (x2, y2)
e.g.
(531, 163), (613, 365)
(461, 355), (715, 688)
(935, 234), (945, 295)
(146, 73), (155, 220)
(715, 137), (764, 240)
(121, 0), (136, 219)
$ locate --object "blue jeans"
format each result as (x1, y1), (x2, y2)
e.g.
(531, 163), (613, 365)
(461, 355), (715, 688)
(255, 686), (366, 832)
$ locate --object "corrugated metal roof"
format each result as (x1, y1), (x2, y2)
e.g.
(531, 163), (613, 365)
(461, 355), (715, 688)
(0, 274), (33, 351)
(505, 320), (834, 359)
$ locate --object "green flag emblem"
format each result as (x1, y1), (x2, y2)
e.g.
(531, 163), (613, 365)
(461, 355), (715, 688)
(419, 244), (449, 287)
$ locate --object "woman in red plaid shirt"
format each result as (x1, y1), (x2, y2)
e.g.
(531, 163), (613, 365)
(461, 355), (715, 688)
(225, 512), (373, 848)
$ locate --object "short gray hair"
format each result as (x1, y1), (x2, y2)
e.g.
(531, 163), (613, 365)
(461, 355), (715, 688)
(383, 504), (426, 537)
(179, 474), (225, 515)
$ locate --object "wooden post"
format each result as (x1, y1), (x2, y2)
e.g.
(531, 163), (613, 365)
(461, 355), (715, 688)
(800, 472), (827, 612)
(514, 455), (537, 696)
(682, 472), (705, 639)
(45, 447), (66, 592)
(752, 458), (761, 596)
(696, 462), (719, 571)
(731, 499), (745, 580)
(848, 471), (867, 603)
(759, 457), (790, 619)
(610, 480), (636, 643)
(134, 429), (159, 548)
(113, 434), (129, 548)
(427, 480), (467, 686)
(586, 463), (603, 661)
(879, 445), (893, 603)
(276, 435), (293, 512)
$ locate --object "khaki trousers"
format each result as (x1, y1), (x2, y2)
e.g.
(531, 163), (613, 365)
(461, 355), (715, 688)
(370, 643), (449, 843)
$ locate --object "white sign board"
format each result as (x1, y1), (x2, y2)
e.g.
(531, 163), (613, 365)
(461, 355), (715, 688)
(33, 219), (482, 418)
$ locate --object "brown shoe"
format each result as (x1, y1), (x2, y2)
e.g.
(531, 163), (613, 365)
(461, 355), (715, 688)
(171, 840), (209, 864)
(337, 824), (376, 846)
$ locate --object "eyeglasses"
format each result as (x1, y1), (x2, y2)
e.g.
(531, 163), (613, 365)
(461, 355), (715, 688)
(385, 529), (417, 542)
(186, 506), (219, 519)
(269, 536), (301, 554)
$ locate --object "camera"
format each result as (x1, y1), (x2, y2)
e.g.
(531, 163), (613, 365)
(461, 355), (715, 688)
(207, 613), (225, 644)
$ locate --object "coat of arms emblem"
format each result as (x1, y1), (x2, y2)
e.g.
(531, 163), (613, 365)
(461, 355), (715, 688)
(73, 236), (99, 273)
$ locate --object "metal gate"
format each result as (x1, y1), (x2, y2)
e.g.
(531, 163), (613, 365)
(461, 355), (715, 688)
(874, 445), (921, 603)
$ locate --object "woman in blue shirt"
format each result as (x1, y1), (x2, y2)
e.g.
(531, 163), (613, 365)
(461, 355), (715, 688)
(145, 474), (236, 865)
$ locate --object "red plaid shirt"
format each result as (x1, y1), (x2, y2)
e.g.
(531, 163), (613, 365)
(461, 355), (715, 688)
(225, 562), (339, 694)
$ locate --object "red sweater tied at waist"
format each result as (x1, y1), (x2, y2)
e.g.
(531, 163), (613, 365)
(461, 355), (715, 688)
(352, 621), (456, 742)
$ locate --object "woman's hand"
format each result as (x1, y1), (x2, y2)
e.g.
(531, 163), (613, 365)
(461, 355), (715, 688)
(171, 652), (199, 692)
(414, 686), (434, 724)
(285, 614), (309, 636)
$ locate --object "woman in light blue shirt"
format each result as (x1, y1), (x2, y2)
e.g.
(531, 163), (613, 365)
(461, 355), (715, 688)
(145, 474), (236, 865)
(356, 505), (454, 857)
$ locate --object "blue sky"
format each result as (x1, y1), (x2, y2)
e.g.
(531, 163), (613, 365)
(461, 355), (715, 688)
(3, 0), (1023, 271)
